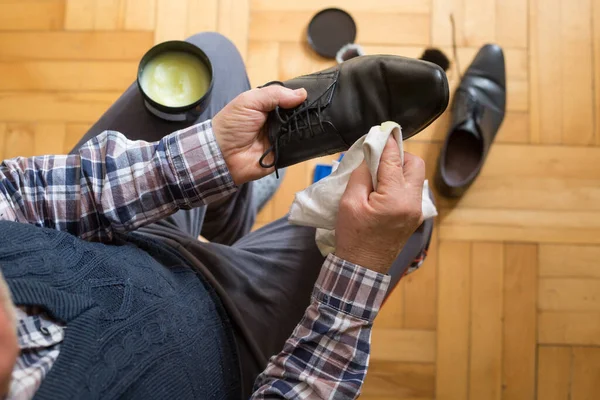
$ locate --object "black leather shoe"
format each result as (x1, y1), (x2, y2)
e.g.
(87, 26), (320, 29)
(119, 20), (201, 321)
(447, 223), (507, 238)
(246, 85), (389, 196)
(435, 44), (506, 198)
(259, 55), (449, 170)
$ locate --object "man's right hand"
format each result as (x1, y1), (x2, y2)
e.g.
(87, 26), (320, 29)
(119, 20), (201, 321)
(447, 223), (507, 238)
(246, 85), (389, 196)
(335, 137), (425, 274)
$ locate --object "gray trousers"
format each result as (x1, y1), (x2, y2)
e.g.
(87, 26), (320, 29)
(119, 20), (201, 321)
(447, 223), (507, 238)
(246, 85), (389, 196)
(74, 32), (434, 398)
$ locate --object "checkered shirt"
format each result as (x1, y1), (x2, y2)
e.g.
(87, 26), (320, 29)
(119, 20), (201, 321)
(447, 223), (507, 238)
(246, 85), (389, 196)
(0, 120), (403, 399)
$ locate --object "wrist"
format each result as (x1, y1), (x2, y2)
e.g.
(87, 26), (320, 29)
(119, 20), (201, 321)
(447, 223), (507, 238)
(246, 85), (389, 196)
(334, 248), (395, 274)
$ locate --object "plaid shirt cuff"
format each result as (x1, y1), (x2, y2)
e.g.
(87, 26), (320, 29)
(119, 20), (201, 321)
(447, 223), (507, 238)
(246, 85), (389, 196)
(165, 120), (237, 208)
(312, 254), (390, 322)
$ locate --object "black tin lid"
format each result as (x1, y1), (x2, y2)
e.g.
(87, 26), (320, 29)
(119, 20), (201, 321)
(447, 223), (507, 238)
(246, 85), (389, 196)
(307, 8), (357, 59)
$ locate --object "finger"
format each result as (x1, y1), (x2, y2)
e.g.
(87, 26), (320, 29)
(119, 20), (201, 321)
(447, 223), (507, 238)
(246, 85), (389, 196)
(255, 85), (307, 111)
(402, 152), (426, 189)
(343, 160), (374, 202)
(376, 136), (404, 192)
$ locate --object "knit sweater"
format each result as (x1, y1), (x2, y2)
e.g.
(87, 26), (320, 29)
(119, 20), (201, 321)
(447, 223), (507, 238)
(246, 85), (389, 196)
(0, 220), (240, 400)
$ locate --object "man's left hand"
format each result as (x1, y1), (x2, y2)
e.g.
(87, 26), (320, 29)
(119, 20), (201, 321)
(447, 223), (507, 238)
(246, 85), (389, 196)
(212, 86), (307, 185)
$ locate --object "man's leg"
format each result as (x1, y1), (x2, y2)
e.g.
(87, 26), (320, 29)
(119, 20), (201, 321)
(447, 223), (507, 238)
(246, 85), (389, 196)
(71, 32), (255, 242)
(151, 197), (434, 397)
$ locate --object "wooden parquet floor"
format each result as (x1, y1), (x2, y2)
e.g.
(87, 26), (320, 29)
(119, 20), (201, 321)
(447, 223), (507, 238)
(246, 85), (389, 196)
(1, 0), (600, 398)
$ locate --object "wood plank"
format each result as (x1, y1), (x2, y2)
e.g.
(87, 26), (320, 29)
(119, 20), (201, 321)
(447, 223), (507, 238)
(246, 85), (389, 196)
(124, 0), (156, 30)
(65, 123), (91, 153)
(255, 203), (273, 224)
(507, 79), (529, 112)
(540, 244), (600, 279)
(529, 0), (562, 144)
(539, 311), (600, 346)
(496, 0), (528, 48)
(571, 347), (600, 400)
(403, 226), (438, 330)
(360, 397), (432, 400)
(0, 62), (136, 92)
(436, 241), (471, 400)
(431, 142), (600, 212)
(439, 208), (600, 245)
(0, 92), (118, 123)
(536, 346), (571, 400)
(463, 0), (496, 47)
(247, 41), (279, 88)
(595, 0), (600, 145)
(370, 329), (436, 363)
(376, 279), (405, 329)
(155, 0), (188, 44)
(497, 112), (529, 144)
(250, 0), (431, 14)
(469, 242), (504, 400)
(249, 11), (430, 46)
(218, 0), (250, 60)
(94, 0), (126, 30)
(530, 0), (595, 145)
(355, 13), (430, 46)
(439, 176), (600, 213)
(528, 0), (542, 144)
(64, 0), (95, 30)
(362, 361), (435, 399)
(431, 0), (465, 47)
(33, 123), (67, 157)
(502, 244), (537, 400)
(361, 45), (424, 59)
(0, 0), (65, 31)
(539, 278), (600, 312)
(278, 42), (333, 81)
(249, 11), (306, 43)
(4, 123), (35, 159)
(561, 0), (595, 145)
(187, 0), (218, 35)
(378, 279), (408, 330)
(0, 32), (154, 61)
(0, 123), (6, 161)
(472, 142), (600, 179)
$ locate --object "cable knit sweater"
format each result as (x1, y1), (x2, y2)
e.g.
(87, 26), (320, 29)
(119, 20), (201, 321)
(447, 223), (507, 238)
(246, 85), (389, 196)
(0, 220), (240, 400)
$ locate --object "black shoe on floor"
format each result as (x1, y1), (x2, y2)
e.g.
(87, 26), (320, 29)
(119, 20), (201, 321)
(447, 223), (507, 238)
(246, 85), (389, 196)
(435, 44), (507, 198)
(259, 55), (450, 170)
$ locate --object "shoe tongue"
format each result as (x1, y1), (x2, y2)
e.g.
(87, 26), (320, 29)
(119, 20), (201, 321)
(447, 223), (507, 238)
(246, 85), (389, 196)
(455, 118), (480, 140)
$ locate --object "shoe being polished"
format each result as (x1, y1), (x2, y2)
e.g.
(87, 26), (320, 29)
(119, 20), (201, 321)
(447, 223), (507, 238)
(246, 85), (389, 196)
(258, 55), (449, 170)
(436, 44), (506, 198)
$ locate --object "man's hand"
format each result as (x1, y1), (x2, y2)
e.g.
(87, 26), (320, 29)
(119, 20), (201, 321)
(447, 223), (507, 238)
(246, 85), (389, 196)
(212, 86), (307, 185)
(335, 138), (425, 274)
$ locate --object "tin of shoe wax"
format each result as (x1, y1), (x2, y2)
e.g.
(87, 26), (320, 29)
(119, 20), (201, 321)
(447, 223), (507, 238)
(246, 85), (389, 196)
(137, 40), (213, 122)
(307, 8), (357, 59)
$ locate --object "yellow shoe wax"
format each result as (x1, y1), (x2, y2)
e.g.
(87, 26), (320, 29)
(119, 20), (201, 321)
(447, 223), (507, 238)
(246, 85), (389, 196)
(140, 51), (210, 108)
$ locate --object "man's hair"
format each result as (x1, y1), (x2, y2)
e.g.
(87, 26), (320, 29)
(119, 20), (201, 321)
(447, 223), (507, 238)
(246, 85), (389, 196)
(0, 270), (16, 331)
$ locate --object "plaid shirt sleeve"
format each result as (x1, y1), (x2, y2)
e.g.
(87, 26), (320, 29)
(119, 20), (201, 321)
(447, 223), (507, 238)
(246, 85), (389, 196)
(0, 120), (236, 242)
(251, 253), (391, 400)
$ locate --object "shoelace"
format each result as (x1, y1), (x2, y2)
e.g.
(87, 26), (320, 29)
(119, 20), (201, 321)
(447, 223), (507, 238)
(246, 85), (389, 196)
(259, 77), (338, 177)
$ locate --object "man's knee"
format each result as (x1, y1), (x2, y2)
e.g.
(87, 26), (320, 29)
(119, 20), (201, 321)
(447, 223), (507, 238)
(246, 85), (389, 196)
(185, 32), (240, 56)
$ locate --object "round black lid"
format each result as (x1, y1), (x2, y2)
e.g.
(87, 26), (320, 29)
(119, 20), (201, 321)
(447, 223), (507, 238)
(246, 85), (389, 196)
(307, 8), (357, 59)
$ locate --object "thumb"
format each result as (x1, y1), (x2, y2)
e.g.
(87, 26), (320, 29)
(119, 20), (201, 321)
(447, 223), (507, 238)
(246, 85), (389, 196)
(342, 160), (374, 202)
(256, 85), (307, 111)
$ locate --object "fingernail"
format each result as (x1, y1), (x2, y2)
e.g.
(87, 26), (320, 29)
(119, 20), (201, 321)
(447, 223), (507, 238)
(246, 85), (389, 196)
(293, 88), (306, 96)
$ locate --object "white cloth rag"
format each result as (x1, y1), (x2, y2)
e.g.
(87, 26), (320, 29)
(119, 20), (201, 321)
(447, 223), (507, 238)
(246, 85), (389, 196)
(288, 121), (438, 257)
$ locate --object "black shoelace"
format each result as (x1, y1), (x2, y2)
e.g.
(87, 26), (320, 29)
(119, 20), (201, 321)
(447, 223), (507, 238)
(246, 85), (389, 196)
(259, 78), (338, 178)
